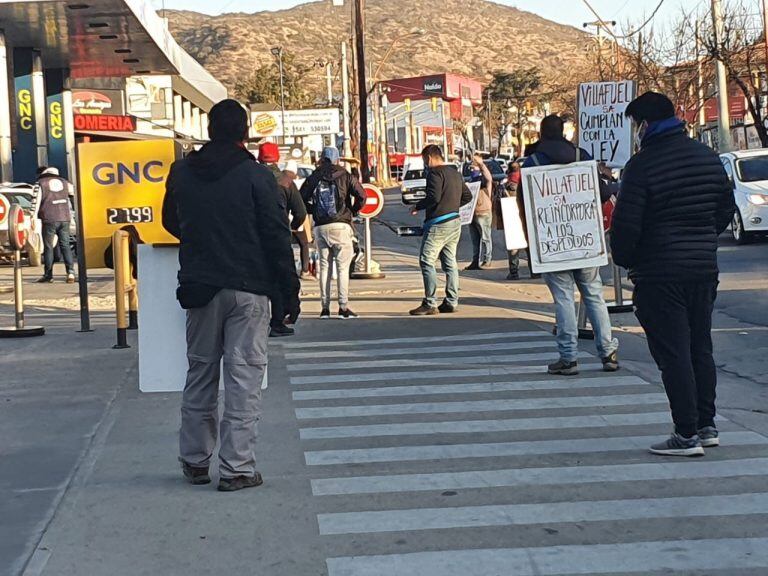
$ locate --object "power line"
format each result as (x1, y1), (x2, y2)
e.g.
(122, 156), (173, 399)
(581, 0), (667, 39)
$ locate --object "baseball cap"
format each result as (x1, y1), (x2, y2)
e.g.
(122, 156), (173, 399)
(321, 146), (340, 164)
(259, 142), (280, 163)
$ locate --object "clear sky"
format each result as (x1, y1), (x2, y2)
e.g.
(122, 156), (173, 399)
(150, 0), (704, 30)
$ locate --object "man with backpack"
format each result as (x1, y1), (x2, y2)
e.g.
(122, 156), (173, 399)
(520, 115), (619, 375)
(300, 146), (365, 319)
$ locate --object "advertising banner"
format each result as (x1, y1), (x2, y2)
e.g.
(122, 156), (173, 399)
(77, 139), (178, 269)
(72, 89), (125, 116)
(521, 160), (608, 273)
(577, 80), (636, 168)
(46, 69), (68, 178)
(12, 48), (37, 183)
(251, 108), (341, 138)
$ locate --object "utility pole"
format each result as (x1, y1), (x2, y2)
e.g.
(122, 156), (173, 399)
(584, 20), (616, 80)
(695, 21), (707, 135)
(763, 0), (768, 75)
(341, 41), (352, 159)
(636, 31), (644, 89)
(440, 99), (449, 160)
(326, 62), (333, 106)
(271, 46), (287, 145)
(354, 0), (370, 182)
(711, 0), (733, 151)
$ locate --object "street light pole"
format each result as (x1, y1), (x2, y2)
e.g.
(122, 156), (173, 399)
(272, 46), (287, 145)
(354, 0), (371, 182)
(711, 0), (733, 152)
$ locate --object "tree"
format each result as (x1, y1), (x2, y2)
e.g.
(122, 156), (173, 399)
(234, 51), (314, 109)
(485, 68), (543, 156)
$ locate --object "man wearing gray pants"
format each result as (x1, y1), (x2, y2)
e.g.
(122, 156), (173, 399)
(163, 100), (299, 492)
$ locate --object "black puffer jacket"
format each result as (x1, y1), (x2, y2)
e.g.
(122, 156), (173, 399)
(611, 127), (735, 283)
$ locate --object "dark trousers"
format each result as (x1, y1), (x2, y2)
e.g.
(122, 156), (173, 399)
(508, 250), (519, 274)
(295, 232), (310, 273)
(43, 221), (74, 278)
(634, 281), (718, 438)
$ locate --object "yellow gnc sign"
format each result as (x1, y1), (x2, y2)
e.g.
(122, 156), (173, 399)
(77, 139), (178, 269)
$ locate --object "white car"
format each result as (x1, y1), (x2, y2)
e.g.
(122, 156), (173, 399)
(720, 150), (768, 243)
(401, 167), (427, 205)
(0, 183), (44, 266)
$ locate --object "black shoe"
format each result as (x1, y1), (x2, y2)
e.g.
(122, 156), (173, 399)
(320, 308), (331, 320)
(438, 301), (457, 314)
(36, 276), (53, 284)
(506, 271), (520, 281)
(269, 324), (295, 338)
(179, 458), (211, 485)
(602, 351), (620, 372)
(409, 303), (439, 316)
(217, 473), (264, 492)
(547, 359), (579, 376)
(338, 307), (359, 319)
(464, 264), (481, 271)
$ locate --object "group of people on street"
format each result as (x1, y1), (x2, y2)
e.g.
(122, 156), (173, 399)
(162, 89), (735, 490)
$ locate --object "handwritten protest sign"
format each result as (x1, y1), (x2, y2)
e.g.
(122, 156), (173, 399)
(501, 196), (528, 250)
(578, 80), (636, 168)
(521, 161), (608, 273)
(459, 182), (481, 226)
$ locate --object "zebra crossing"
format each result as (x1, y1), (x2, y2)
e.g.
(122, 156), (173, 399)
(279, 327), (768, 575)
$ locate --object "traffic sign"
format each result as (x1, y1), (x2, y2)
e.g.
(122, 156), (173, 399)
(0, 194), (9, 226)
(8, 205), (28, 251)
(359, 184), (384, 219)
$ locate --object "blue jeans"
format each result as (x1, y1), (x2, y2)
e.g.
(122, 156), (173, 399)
(42, 221), (75, 278)
(419, 218), (462, 308)
(468, 213), (493, 266)
(543, 267), (618, 362)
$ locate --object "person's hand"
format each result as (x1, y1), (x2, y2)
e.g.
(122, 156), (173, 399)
(411, 209), (419, 216)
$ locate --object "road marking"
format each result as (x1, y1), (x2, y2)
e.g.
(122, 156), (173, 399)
(284, 340), (554, 360)
(288, 352), (592, 373)
(325, 537), (768, 575)
(318, 492), (768, 535)
(290, 364), (604, 385)
(295, 392), (668, 420)
(305, 431), (766, 465)
(311, 455), (768, 496)
(277, 331), (549, 349)
(292, 375), (648, 401)
(299, 412), (676, 439)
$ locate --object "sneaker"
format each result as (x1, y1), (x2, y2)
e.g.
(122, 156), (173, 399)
(506, 271), (520, 281)
(479, 262), (492, 269)
(409, 303), (439, 316)
(602, 351), (620, 372)
(179, 458), (211, 485)
(464, 264), (481, 271)
(649, 433), (705, 457)
(269, 324), (295, 338)
(547, 359), (579, 376)
(437, 301), (457, 314)
(66, 273), (76, 284)
(217, 473), (264, 492)
(36, 276), (53, 284)
(320, 308), (331, 320)
(338, 307), (359, 319)
(698, 426), (720, 447)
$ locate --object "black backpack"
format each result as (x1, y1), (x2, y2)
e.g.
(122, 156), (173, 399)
(313, 178), (341, 220)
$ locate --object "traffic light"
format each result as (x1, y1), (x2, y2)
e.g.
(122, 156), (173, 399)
(431, 97), (438, 112)
(405, 98), (411, 112)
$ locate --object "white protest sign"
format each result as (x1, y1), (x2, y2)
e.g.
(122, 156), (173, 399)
(500, 196), (528, 250)
(521, 161), (608, 273)
(459, 182), (481, 226)
(578, 80), (636, 168)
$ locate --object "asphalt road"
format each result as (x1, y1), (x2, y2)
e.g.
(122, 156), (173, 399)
(1, 186), (767, 576)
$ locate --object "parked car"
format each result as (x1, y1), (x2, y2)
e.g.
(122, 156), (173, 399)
(401, 167), (428, 205)
(0, 183), (44, 266)
(720, 150), (768, 243)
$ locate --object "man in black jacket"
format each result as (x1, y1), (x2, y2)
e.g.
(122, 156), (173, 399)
(162, 99), (299, 491)
(410, 145), (473, 316)
(611, 92), (735, 457)
(258, 142), (307, 337)
(300, 146), (365, 319)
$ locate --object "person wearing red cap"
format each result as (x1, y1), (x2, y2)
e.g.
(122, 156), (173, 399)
(258, 142), (307, 337)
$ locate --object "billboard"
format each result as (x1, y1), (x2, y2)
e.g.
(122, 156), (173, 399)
(72, 89), (125, 116)
(251, 108), (341, 138)
(77, 139), (178, 269)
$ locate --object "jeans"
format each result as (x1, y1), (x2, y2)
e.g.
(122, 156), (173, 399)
(634, 282), (718, 438)
(42, 221), (74, 277)
(419, 218), (462, 308)
(468, 213), (493, 266)
(315, 222), (355, 309)
(180, 290), (269, 478)
(543, 267), (618, 362)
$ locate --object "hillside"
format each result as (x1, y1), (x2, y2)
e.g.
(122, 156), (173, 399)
(166, 0), (593, 97)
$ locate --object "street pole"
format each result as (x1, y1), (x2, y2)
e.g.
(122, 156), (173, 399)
(272, 46), (287, 145)
(354, 0), (371, 182)
(711, 0), (733, 152)
(763, 0), (768, 76)
(341, 41), (352, 159)
(695, 21), (707, 135)
(326, 61), (333, 106)
(441, 98), (449, 160)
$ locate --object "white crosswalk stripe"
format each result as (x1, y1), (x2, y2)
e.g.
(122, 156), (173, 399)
(278, 329), (768, 574)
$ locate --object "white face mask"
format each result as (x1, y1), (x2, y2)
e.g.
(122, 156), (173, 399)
(634, 120), (648, 150)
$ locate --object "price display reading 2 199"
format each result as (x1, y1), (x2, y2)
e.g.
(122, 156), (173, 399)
(107, 206), (154, 225)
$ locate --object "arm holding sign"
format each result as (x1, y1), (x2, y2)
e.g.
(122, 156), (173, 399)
(609, 160), (647, 269)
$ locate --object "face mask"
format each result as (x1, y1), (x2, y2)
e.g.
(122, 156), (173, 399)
(634, 120), (648, 150)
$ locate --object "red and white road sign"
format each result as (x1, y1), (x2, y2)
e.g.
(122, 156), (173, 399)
(358, 184), (384, 219)
(0, 194), (9, 226)
(8, 205), (28, 251)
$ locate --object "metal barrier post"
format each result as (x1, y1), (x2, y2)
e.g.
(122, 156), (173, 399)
(112, 230), (130, 349)
(606, 261), (635, 314)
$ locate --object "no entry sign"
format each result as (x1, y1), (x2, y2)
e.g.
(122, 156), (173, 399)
(8, 205), (28, 250)
(0, 194), (9, 225)
(359, 184), (384, 219)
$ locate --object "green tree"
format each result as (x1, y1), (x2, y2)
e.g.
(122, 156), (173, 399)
(485, 67), (543, 156)
(234, 51), (313, 109)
